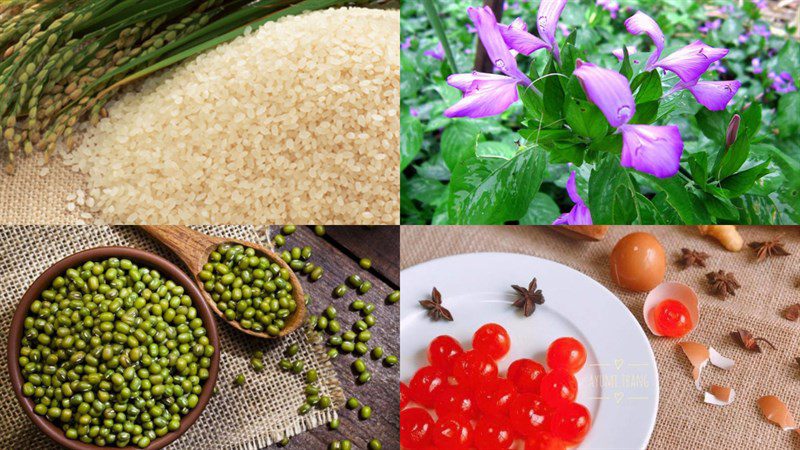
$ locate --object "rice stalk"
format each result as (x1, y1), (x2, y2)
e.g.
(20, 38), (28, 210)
(0, 0), (383, 171)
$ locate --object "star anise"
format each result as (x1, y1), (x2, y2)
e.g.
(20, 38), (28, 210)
(677, 248), (710, 269)
(418, 287), (453, 321)
(749, 234), (791, 262)
(511, 278), (545, 317)
(784, 304), (800, 321)
(731, 328), (776, 353)
(706, 270), (741, 299)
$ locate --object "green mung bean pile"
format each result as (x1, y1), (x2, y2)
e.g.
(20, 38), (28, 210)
(200, 243), (299, 336)
(18, 257), (215, 448)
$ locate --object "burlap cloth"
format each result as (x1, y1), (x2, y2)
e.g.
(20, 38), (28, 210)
(0, 155), (89, 225)
(400, 225), (800, 449)
(0, 225), (343, 449)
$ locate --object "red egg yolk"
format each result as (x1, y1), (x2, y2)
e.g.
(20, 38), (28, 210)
(651, 299), (693, 338)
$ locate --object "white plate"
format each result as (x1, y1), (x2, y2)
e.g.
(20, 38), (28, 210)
(401, 252), (658, 449)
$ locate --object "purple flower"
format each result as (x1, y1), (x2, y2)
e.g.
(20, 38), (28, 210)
(553, 171), (592, 225)
(626, 12), (730, 85)
(410, 108), (419, 117)
(752, 0), (767, 10)
(768, 71), (797, 94)
(738, 33), (750, 44)
(499, 17), (550, 56)
(698, 19), (721, 34)
(708, 60), (727, 74)
(574, 60), (683, 178)
(751, 57), (763, 74)
(444, 6), (546, 119)
(675, 79), (741, 111)
(558, 23), (570, 37)
(612, 46), (637, 61)
(752, 24), (771, 38)
(597, 0), (620, 19)
(719, 5), (735, 14)
(424, 43), (445, 61)
(444, 72), (523, 118)
(618, 124), (684, 178)
(467, 24), (476, 33)
(401, 37), (411, 50)
(624, 11), (665, 69)
(537, 0), (568, 63)
(651, 40), (728, 83)
(573, 60), (635, 127)
(468, 6), (532, 83)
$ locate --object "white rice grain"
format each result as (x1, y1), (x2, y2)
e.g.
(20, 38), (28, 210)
(62, 8), (399, 224)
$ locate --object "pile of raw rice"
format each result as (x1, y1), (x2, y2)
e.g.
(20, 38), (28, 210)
(61, 7), (399, 224)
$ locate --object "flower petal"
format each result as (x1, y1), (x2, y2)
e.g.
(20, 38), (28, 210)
(683, 80), (741, 111)
(624, 11), (665, 69)
(619, 124), (684, 178)
(553, 170), (592, 225)
(654, 40), (729, 82)
(565, 170), (583, 205)
(444, 73), (520, 118)
(612, 46), (637, 61)
(573, 60), (636, 128)
(499, 19), (550, 56)
(553, 204), (593, 225)
(537, 0), (567, 61)
(469, 6), (531, 83)
(447, 71), (514, 92)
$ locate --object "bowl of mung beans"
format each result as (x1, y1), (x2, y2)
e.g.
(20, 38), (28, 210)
(8, 247), (220, 450)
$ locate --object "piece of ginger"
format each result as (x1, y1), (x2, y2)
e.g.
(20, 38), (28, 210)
(698, 225), (743, 252)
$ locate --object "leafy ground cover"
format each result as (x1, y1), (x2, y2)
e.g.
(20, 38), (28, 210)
(401, 0), (800, 224)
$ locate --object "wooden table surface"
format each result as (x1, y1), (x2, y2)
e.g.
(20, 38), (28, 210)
(270, 226), (400, 450)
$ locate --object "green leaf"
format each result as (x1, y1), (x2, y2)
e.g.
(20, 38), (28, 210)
(440, 121), (481, 170)
(776, 91), (800, 136)
(701, 192), (739, 221)
(776, 39), (800, 75)
(587, 154), (638, 224)
(547, 144), (586, 165)
(589, 134), (622, 154)
(448, 148), (547, 224)
(564, 98), (608, 140)
(643, 175), (710, 224)
(541, 59), (565, 124)
(519, 192), (561, 224)
(719, 161), (771, 197)
(739, 103), (762, 142)
(688, 152), (708, 185)
(400, 112), (424, 171)
(634, 70), (662, 103)
(476, 141), (517, 160)
(519, 129), (574, 145)
(695, 108), (731, 143)
(630, 100), (659, 125)
(734, 195), (780, 224)
(404, 176), (448, 207)
(619, 46), (632, 80)
(518, 84), (543, 120)
(420, 0), (459, 73)
(714, 135), (750, 180)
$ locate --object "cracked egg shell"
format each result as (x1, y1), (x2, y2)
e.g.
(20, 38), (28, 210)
(643, 282), (699, 337)
(610, 232), (666, 292)
(758, 396), (797, 431)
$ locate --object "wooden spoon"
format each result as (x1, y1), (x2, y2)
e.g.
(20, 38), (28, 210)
(141, 225), (306, 339)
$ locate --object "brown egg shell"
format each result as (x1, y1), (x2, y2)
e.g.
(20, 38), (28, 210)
(610, 232), (666, 292)
(758, 395), (797, 431)
(643, 282), (700, 337)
